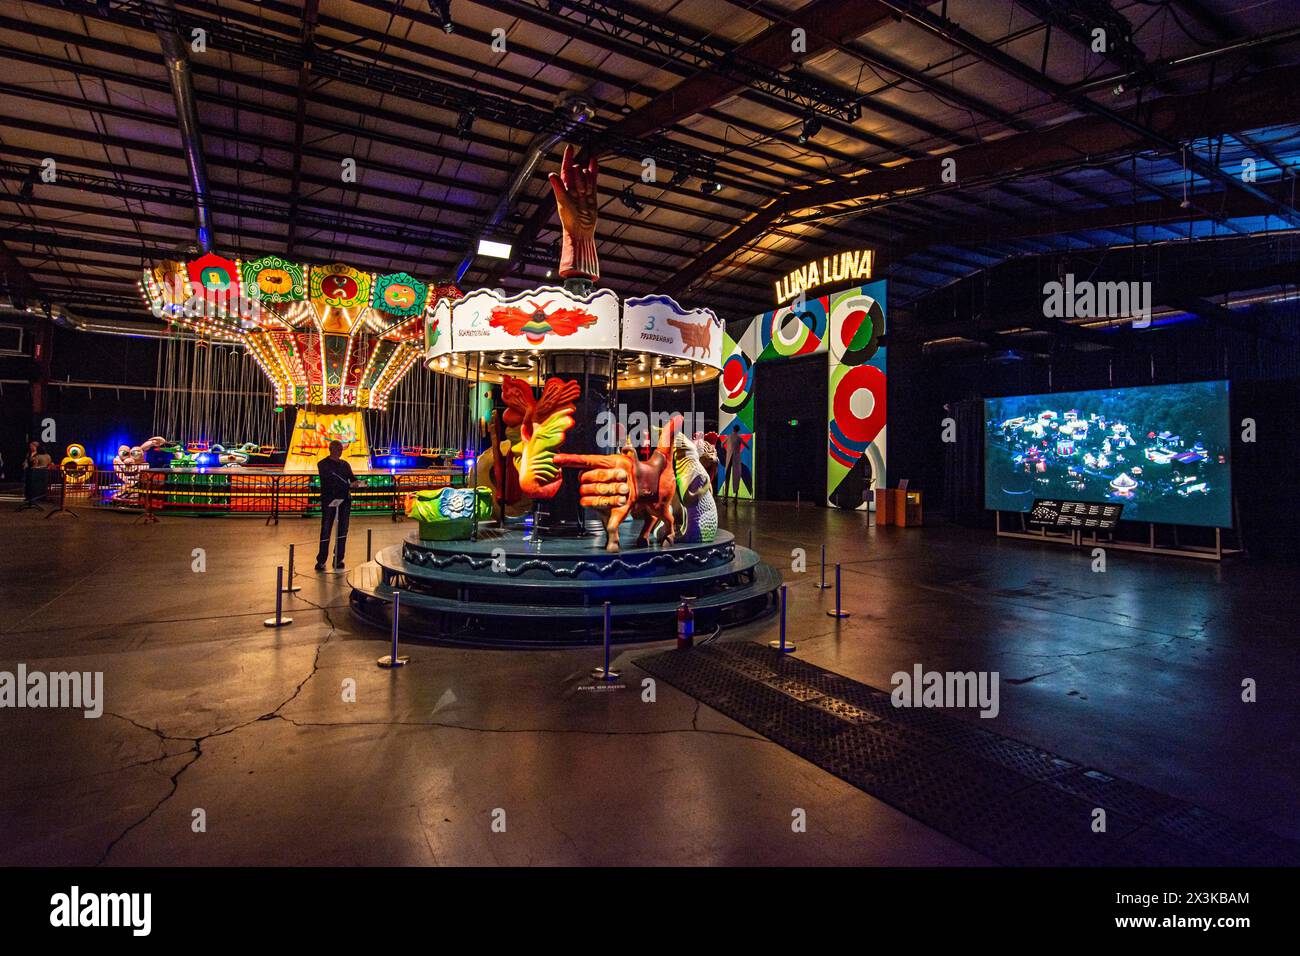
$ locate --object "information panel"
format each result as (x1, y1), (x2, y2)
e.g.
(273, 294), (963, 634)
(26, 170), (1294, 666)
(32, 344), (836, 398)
(1028, 498), (1124, 531)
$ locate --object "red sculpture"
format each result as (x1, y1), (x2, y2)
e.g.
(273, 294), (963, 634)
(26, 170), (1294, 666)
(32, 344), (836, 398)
(548, 144), (600, 282)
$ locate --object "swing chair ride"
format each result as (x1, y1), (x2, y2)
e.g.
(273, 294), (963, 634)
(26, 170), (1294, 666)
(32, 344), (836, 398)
(135, 258), (469, 514)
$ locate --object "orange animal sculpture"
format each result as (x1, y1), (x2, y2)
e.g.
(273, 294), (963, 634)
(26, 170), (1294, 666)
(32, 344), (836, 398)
(665, 317), (711, 358)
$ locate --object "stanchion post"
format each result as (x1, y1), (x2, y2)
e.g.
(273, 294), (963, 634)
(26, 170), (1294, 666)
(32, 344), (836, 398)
(367, 528), (373, 562)
(591, 602), (620, 681)
(769, 585), (795, 652)
(282, 543), (301, 593)
(814, 543), (831, 589)
(827, 563), (851, 619)
(377, 590), (410, 667)
(264, 566), (293, 627)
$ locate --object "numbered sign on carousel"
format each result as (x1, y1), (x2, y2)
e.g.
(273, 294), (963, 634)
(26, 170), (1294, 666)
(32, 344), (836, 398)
(622, 294), (723, 370)
(451, 286), (620, 352)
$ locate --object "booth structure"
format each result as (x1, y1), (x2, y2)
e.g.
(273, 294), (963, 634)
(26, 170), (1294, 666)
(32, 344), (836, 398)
(718, 279), (887, 509)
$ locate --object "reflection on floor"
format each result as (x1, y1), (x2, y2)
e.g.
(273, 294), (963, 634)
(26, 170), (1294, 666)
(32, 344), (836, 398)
(1, 499), (1296, 865)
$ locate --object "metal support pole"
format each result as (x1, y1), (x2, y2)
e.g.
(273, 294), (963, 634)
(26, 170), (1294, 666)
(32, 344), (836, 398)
(367, 528), (373, 562)
(814, 543), (831, 588)
(827, 563), (851, 619)
(377, 590), (410, 667)
(769, 585), (795, 652)
(264, 566), (293, 627)
(591, 601), (620, 681)
(281, 543), (301, 593)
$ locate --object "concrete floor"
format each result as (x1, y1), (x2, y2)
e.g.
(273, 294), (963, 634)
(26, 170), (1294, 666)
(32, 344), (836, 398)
(1, 496), (1296, 865)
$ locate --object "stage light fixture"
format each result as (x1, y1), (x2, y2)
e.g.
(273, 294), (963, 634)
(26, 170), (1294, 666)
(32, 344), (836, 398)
(477, 238), (512, 259)
(699, 179), (722, 195)
(798, 113), (822, 145)
(456, 110), (474, 139)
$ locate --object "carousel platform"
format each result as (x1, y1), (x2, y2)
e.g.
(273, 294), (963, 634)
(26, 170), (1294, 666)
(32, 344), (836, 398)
(349, 526), (781, 646)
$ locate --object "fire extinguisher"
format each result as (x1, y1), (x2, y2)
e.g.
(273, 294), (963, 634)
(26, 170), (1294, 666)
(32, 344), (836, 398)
(676, 596), (695, 650)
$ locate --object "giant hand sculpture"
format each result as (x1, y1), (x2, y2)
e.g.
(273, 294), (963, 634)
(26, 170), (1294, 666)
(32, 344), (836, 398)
(548, 144), (600, 282)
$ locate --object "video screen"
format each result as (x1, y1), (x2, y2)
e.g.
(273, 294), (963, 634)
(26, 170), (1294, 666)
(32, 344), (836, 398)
(984, 380), (1232, 528)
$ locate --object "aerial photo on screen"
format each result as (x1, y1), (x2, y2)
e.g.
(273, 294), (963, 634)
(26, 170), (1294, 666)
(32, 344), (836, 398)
(985, 380), (1232, 528)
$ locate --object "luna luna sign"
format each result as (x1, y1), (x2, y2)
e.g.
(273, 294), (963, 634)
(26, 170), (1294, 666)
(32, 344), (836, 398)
(775, 249), (874, 305)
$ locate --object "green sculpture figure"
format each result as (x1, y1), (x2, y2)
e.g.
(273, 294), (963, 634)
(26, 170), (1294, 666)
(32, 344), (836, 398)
(405, 486), (494, 540)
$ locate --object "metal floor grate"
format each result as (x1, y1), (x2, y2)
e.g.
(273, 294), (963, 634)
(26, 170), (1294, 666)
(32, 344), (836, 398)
(636, 642), (1300, 867)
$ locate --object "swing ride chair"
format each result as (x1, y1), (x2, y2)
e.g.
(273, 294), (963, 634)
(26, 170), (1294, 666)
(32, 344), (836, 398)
(136, 258), (467, 516)
(348, 147), (782, 644)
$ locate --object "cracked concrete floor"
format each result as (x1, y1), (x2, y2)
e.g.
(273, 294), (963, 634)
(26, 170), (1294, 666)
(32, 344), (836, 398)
(1, 500), (1296, 865)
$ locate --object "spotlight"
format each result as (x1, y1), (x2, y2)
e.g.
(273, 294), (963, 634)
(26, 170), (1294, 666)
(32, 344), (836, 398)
(1111, 82), (1125, 96)
(456, 109), (474, 139)
(797, 113), (822, 145)
(619, 185), (644, 213)
(18, 177), (34, 200)
(699, 179), (722, 195)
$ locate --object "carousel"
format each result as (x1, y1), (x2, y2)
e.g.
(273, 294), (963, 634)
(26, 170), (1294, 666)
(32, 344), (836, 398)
(134, 255), (468, 516)
(349, 148), (781, 644)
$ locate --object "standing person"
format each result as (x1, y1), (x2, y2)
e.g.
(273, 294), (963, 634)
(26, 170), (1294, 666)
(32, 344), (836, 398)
(723, 424), (749, 501)
(316, 440), (359, 571)
(22, 441), (52, 506)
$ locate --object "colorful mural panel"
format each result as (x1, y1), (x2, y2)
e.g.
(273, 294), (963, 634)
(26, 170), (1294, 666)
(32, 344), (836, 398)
(718, 280), (886, 509)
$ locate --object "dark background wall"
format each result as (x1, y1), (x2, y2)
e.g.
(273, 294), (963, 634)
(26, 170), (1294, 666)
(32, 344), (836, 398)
(1, 331), (174, 476)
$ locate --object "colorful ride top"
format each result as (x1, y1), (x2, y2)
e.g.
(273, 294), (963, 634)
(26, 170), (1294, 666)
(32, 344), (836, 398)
(141, 255), (463, 412)
(423, 146), (724, 390)
(142, 256), (464, 470)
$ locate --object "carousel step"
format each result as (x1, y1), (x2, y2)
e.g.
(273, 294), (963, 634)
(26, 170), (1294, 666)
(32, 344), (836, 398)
(349, 560), (782, 620)
(372, 543), (761, 591)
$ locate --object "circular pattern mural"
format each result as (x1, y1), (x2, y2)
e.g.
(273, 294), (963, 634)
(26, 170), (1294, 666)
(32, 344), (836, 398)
(762, 298), (827, 358)
(720, 349), (754, 415)
(828, 363), (886, 468)
(828, 291), (883, 365)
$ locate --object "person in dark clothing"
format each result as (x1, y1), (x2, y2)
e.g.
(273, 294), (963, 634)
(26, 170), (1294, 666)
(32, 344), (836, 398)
(316, 440), (360, 571)
(22, 441), (53, 507)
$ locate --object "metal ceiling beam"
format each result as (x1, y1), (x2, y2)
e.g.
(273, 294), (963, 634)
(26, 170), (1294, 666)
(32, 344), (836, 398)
(284, 0), (320, 257)
(145, 0), (214, 252)
(878, 1), (1300, 224)
(661, 58), (1300, 295)
(524, 0), (869, 125)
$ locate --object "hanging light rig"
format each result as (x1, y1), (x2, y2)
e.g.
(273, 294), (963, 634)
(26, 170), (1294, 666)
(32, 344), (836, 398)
(141, 254), (464, 470)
